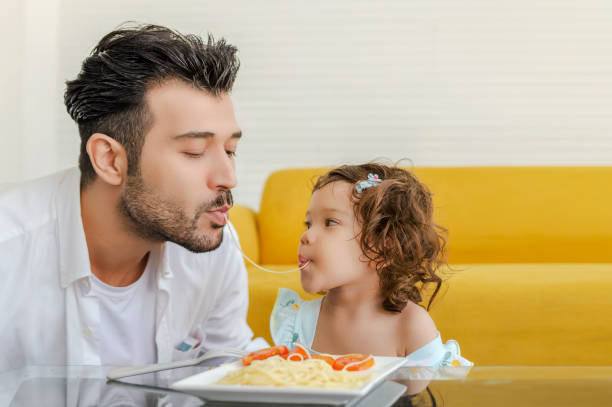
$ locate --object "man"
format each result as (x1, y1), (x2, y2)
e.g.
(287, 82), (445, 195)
(0, 24), (265, 370)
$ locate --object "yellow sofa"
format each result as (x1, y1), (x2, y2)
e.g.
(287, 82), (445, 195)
(229, 167), (612, 366)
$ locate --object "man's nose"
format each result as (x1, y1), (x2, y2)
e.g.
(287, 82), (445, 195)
(208, 147), (237, 191)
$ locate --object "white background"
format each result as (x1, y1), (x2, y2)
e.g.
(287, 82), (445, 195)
(2, 0), (611, 210)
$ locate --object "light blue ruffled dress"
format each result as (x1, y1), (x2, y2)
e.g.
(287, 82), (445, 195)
(270, 288), (473, 367)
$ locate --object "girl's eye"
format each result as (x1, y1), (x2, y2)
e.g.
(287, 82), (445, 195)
(226, 150), (237, 158)
(184, 152), (203, 158)
(304, 221), (311, 229)
(325, 219), (338, 227)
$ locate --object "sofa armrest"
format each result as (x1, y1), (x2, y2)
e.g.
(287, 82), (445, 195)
(228, 205), (260, 264)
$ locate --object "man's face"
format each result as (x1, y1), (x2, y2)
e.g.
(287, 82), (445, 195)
(118, 80), (241, 252)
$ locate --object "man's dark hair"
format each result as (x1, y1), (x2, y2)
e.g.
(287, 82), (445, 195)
(64, 24), (240, 186)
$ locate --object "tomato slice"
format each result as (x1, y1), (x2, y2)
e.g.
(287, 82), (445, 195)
(242, 345), (289, 366)
(332, 354), (374, 371)
(285, 344), (310, 361)
(311, 353), (335, 366)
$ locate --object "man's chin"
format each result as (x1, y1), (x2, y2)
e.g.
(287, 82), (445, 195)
(181, 228), (224, 253)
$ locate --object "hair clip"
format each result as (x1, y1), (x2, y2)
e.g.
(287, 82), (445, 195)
(355, 173), (383, 193)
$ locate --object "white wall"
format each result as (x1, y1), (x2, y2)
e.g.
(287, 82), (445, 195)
(2, 0), (612, 210)
(1, 0), (25, 181)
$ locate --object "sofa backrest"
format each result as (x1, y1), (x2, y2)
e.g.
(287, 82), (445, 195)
(257, 166), (612, 264)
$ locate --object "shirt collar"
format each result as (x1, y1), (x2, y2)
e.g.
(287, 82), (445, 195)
(157, 242), (174, 280)
(56, 168), (91, 288)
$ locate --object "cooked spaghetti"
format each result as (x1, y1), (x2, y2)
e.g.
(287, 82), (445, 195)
(216, 356), (376, 389)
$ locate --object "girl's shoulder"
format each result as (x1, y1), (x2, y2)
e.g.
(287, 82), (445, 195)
(399, 301), (439, 354)
(269, 288), (323, 348)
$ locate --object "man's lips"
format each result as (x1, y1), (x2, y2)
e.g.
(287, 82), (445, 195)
(206, 206), (231, 225)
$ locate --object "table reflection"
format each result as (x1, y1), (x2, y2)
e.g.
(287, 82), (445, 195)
(5, 365), (612, 407)
(2, 366), (203, 407)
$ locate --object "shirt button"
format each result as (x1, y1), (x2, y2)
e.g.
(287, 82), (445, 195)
(81, 279), (91, 291)
(83, 327), (94, 336)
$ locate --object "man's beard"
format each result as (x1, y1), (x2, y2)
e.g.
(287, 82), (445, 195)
(118, 174), (233, 253)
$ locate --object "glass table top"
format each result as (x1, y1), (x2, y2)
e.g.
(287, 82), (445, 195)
(2, 363), (612, 407)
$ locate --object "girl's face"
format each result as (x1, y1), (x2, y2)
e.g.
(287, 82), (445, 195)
(298, 181), (374, 293)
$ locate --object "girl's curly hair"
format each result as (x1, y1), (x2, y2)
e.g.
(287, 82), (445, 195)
(313, 163), (447, 312)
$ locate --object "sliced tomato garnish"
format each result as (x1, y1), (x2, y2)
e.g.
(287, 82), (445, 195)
(285, 344), (310, 361)
(241, 345), (289, 366)
(332, 354), (374, 371)
(311, 353), (335, 366)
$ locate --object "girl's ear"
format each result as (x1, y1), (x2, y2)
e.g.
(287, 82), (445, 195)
(359, 248), (388, 271)
(370, 236), (397, 271)
(370, 256), (391, 271)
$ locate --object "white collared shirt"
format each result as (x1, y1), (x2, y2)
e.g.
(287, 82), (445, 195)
(0, 168), (266, 371)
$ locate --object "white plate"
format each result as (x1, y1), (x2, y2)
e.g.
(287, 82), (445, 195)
(170, 356), (406, 405)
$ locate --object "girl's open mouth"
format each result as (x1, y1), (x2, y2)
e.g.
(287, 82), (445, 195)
(298, 255), (310, 268)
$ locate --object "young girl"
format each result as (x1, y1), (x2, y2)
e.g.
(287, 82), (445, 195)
(270, 163), (471, 367)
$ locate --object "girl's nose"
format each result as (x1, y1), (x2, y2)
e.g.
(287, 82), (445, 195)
(300, 230), (311, 245)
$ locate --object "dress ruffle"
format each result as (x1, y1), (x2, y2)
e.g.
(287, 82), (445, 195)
(270, 288), (306, 347)
(404, 335), (473, 367)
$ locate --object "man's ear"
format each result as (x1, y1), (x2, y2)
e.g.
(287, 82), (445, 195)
(86, 133), (128, 186)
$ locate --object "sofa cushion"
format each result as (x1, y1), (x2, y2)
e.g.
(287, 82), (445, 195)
(228, 205), (260, 264)
(258, 169), (329, 264)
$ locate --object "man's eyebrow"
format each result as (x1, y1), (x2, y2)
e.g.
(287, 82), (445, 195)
(173, 131), (242, 140)
(173, 131), (214, 140)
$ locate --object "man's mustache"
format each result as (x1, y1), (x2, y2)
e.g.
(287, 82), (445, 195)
(202, 189), (233, 212)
